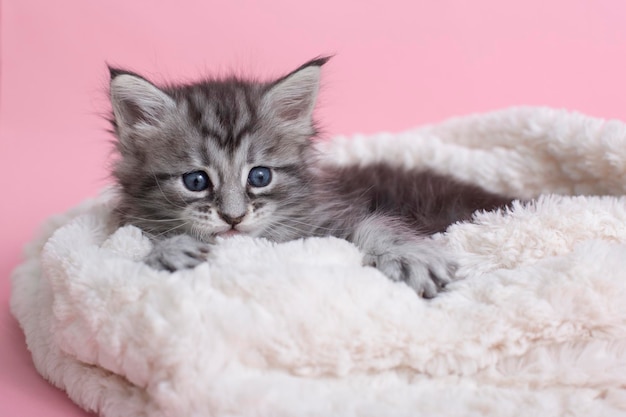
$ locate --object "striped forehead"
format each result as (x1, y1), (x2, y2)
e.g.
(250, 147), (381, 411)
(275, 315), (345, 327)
(182, 84), (257, 153)
(184, 134), (250, 189)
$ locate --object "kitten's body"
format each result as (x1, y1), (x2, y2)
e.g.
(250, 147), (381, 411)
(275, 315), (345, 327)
(110, 58), (512, 298)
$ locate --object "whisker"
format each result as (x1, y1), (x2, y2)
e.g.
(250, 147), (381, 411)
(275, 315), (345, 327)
(264, 220), (305, 235)
(190, 222), (214, 242)
(151, 221), (190, 238)
(278, 217), (350, 233)
(121, 214), (187, 223)
(262, 223), (300, 241)
(263, 217), (350, 240)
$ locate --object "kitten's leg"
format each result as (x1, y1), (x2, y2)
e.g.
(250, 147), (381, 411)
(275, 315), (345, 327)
(351, 216), (456, 298)
(145, 234), (212, 272)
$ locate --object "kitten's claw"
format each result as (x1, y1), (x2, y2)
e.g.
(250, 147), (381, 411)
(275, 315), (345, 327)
(145, 234), (211, 272)
(364, 242), (457, 298)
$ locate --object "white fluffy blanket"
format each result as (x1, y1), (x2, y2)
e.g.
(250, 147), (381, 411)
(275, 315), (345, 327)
(11, 107), (626, 417)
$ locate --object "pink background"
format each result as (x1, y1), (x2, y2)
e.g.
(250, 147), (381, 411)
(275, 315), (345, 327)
(2, 1), (626, 415)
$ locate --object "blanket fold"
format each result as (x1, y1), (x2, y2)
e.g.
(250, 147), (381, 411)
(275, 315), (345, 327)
(11, 107), (626, 417)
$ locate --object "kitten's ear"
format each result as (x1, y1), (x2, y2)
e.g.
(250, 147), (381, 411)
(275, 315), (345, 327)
(109, 67), (176, 130)
(262, 56), (330, 126)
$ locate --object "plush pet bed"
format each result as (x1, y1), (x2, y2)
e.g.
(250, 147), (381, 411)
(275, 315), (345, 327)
(11, 107), (626, 417)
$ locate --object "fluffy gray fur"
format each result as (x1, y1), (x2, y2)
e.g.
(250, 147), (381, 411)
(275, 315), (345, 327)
(109, 57), (512, 298)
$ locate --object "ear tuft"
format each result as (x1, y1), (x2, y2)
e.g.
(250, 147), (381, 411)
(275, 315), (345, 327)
(108, 66), (135, 80)
(292, 55), (332, 71)
(109, 71), (175, 130)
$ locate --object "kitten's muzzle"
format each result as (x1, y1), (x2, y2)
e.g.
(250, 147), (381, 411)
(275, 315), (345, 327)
(218, 212), (245, 226)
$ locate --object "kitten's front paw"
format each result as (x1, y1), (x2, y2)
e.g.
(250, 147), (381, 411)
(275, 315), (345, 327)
(364, 241), (457, 298)
(145, 234), (211, 272)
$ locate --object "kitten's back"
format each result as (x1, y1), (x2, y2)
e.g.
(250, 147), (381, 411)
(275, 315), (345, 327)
(320, 163), (513, 234)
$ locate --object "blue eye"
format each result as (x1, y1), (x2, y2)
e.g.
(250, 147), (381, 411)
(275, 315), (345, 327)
(247, 166), (272, 188)
(182, 171), (210, 192)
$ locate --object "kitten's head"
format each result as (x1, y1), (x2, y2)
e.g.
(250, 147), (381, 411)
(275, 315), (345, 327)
(109, 57), (329, 241)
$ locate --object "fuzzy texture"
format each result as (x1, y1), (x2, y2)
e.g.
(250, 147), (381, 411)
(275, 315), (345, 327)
(11, 106), (626, 417)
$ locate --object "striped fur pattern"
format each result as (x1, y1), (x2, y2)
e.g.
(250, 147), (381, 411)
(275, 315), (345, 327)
(109, 58), (512, 297)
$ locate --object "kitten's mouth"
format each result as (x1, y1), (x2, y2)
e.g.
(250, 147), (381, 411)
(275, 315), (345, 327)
(217, 229), (242, 238)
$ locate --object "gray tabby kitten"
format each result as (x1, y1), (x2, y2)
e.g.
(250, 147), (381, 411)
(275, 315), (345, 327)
(109, 57), (512, 298)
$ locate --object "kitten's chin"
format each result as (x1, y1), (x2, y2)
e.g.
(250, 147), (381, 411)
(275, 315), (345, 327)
(213, 224), (262, 239)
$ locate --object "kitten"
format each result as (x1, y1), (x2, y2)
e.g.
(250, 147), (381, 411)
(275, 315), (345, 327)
(109, 57), (512, 298)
